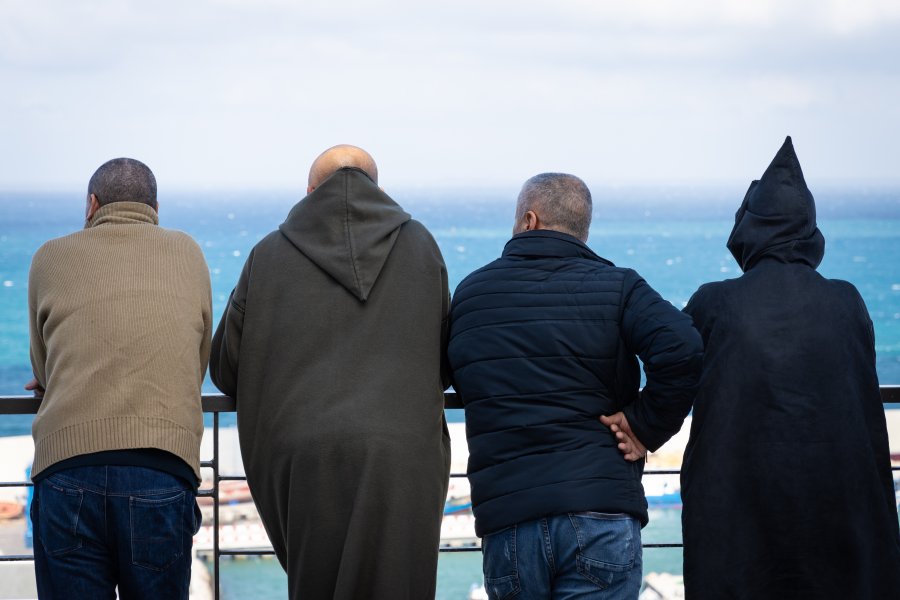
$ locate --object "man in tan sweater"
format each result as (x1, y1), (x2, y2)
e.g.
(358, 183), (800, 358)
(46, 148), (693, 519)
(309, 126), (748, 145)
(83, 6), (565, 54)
(26, 158), (212, 599)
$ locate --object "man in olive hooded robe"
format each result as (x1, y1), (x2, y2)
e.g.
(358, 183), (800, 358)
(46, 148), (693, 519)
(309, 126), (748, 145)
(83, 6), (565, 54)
(210, 145), (451, 599)
(680, 137), (900, 598)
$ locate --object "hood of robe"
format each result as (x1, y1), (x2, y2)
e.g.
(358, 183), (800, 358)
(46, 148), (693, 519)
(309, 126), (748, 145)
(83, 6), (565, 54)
(278, 167), (411, 301)
(726, 136), (825, 272)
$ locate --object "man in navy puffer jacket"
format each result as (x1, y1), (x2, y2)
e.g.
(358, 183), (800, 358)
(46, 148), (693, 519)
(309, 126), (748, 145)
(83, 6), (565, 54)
(447, 173), (703, 599)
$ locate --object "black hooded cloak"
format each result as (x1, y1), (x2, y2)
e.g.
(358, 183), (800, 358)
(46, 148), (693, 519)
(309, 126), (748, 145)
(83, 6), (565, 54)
(210, 168), (451, 599)
(681, 137), (900, 599)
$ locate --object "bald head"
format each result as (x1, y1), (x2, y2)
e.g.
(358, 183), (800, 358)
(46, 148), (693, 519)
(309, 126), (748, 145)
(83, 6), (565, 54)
(307, 145), (378, 192)
(513, 173), (592, 242)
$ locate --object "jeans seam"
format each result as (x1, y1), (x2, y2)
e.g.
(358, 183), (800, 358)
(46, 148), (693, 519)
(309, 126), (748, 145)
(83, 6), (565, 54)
(103, 489), (109, 546)
(103, 466), (109, 544)
(511, 524), (518, 580)
(49, 477), (186, 497)
(568, 513), (585, 551)
(48, 470), (188, 497)
(111, 486), (186, 498)
(541, 518), (556, 575)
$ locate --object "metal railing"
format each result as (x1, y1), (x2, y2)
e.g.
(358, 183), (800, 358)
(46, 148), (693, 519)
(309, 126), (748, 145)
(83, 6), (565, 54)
(1, 386), (899, 598)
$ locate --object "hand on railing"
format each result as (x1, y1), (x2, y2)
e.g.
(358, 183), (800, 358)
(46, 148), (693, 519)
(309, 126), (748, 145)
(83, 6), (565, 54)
(600, 412), (647, 462)
(24, 378), (44, 400)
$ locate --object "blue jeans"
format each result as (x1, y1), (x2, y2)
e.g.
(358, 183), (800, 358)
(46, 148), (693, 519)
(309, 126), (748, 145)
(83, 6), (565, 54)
(482, 512), (643, 600)
(31, 465), (201, 600)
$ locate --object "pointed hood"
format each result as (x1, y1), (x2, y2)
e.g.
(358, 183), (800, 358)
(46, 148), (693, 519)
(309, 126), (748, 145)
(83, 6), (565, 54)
(279, 167), (411, 301)
(726, 136), (825, 272)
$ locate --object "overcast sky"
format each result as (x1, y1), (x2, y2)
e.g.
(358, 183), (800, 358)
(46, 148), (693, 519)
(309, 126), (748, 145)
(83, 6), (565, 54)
(1, 0), (899, 191)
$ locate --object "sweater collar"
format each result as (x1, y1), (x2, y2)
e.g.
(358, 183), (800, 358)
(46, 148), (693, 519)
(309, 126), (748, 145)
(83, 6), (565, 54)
(87, 201), (159, 229)
(502, 229), (614, 265)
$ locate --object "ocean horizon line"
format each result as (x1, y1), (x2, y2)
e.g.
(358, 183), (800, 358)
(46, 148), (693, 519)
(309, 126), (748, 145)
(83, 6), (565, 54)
(3, 185), (900, 221)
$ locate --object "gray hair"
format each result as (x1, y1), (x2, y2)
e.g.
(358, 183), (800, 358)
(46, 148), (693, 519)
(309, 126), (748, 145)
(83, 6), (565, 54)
(516, 173), (592, 241)
(88, 158), (157, 208)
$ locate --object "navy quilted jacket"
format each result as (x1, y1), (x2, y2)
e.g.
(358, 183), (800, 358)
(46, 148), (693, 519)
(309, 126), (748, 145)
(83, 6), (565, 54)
(447, 230), (702, 536)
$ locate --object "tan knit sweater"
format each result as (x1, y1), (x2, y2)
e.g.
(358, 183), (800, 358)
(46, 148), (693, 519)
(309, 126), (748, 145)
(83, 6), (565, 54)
(28, 201), (212, 479)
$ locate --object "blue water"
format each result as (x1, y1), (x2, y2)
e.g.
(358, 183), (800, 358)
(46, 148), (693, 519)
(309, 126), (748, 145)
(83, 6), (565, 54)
(2, 187), (899, 433)
(212, 507), (687, 600)
(211, 505), (686, 598)
(2, 188), (898, 595)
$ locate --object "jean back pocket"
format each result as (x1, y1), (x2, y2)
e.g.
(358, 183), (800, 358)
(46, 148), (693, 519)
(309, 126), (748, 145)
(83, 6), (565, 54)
(130, 491), (187, 571)
(569, 512), (638, 589)
(37, 480), (84, 556)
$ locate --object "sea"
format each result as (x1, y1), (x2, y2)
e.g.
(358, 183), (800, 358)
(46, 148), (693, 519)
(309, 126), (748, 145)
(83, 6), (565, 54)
(1, 186), (899, 598)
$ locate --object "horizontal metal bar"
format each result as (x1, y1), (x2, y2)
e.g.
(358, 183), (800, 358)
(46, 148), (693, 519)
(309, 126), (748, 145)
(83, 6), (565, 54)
(0, 396), (43, 414)
(2, 386), (895, 416)
(0, 481), (32, 487)
(0, 391), (466, 414)
(218, 549), (276, 556)
(202, 395), (236, 413)
(0, 385), (894, 583)
(192, 393), (474, 412)
(213, 544), (683, 556)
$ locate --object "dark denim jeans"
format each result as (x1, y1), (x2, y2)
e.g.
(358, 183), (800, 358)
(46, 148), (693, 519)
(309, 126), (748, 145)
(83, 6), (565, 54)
(482, 512), (643, 600)
(31, 465), (201, 600)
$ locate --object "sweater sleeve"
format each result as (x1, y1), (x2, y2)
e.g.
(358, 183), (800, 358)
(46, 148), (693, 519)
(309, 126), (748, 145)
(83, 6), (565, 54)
(210, 251), (252, 399)
(186, 239), (213, 384)
(28, 246), (48, 388)
(620, 272), (704, 451)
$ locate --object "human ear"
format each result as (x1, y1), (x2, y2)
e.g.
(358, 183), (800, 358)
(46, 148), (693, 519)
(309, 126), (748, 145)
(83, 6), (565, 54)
(87, 194), (101, 221)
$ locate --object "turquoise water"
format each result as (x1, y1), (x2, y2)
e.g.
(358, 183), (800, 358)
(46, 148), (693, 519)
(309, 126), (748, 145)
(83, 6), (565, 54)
(213, 507), (684, 599)
(1, 189), (898, 596)
(2, 187), (899, 417)
(215, 552), (487, 600)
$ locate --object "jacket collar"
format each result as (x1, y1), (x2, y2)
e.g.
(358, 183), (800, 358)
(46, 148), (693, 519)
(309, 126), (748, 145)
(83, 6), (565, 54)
(87, 201), (159, 228)
(502, 230), (614, 266)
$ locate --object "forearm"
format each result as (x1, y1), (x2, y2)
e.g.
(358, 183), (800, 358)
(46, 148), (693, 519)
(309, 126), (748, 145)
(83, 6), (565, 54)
(620, 274), (703, 451)
(623, 357), (700, 451)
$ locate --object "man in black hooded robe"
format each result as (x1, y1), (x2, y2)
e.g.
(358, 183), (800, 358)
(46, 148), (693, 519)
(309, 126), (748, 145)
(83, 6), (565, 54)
(210, 145), (451, 599)
(680, 137), (900, 598)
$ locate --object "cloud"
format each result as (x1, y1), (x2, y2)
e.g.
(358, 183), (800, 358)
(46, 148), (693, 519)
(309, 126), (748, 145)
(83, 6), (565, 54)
(0, 0), (898, 188)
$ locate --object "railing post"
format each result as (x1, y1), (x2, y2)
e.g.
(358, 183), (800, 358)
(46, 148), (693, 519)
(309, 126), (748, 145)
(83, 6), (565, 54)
(213, 410), (221, 600)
